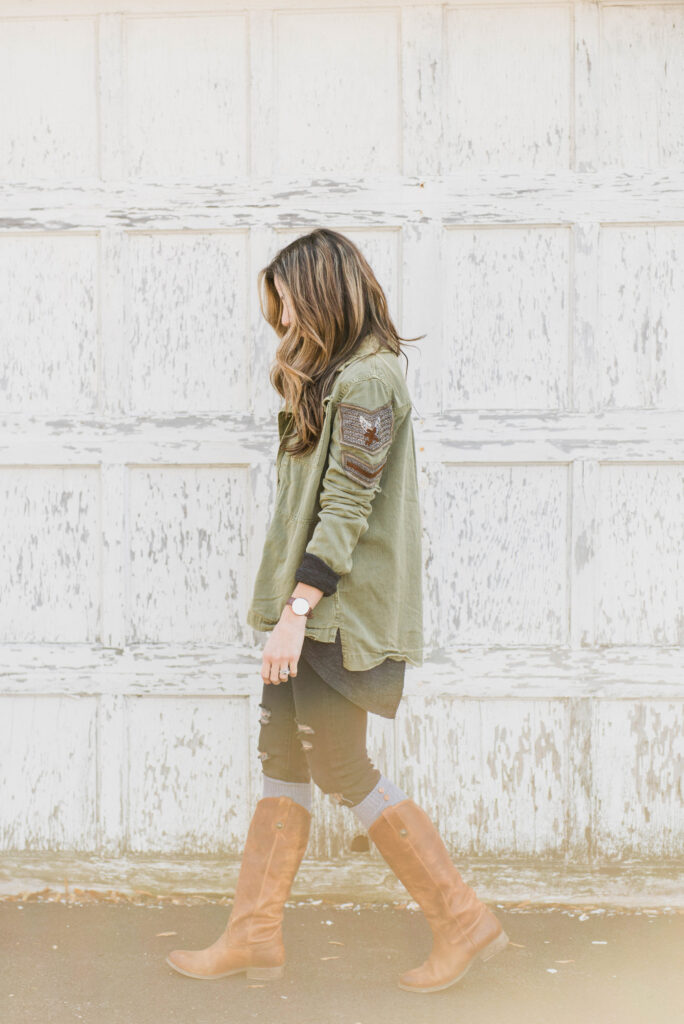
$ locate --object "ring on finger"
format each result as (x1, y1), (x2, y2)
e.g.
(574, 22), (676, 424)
(279, 665), (290, 678)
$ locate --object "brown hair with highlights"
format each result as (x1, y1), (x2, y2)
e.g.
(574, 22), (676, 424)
(257, 228), (425, 458)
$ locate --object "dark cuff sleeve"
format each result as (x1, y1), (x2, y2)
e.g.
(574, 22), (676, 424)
(294, 551), (341, 596)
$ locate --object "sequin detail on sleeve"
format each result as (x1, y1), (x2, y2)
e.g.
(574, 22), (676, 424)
(338, 400), (394, 453)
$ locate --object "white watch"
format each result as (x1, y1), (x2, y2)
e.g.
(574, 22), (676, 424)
(285, 596), (313, 618)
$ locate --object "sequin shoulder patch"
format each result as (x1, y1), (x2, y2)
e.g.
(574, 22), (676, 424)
(338, 400), (394, 453)
(341, 451), (387, 489)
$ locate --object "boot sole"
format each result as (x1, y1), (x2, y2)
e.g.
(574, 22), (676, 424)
(165, 957), (284, 981)
(397, 929), (510, 994)
(479, 928), (510, 962)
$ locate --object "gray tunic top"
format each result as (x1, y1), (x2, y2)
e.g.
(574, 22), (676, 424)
(300, 628), (405, 720)
(295, 551), (405, 719)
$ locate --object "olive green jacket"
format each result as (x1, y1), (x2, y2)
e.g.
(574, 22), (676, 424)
(246, 332), (424, 671)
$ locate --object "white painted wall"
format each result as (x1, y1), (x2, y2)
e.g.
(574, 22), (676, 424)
(0, 0), (682, 868)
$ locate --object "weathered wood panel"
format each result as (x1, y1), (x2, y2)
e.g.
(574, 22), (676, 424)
(598, 225), (684, 410)
(443, 226), (571, 411)
(125, 695), (251, 853)
(0, 468), (100, 642)
(597, 464), (684, 645)
(0, 233), (98, 413)
(128, 466), (250, 644)
(124, 13), (248, 180)
(0, 696), (98, 851)
(599, 5), (684, 169)
(126, 231), (250, 414)
(0, 16), (98, 179)
(592, 700), (684, 859)
(440, 464), (569, 646)
(0, 1), (681, 880)
(445, 5), (573, 171)
(274, 9), (401, 177)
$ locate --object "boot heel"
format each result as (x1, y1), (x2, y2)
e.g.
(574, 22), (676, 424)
(246, 964), (285, 981)
(479, 929), (509, 961)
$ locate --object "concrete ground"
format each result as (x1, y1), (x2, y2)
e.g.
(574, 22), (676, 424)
(2, 892), (683, 1024)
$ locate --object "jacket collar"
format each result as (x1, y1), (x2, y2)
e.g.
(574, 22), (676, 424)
(335, 332), (381, 374)
(348, 331), (380, 359)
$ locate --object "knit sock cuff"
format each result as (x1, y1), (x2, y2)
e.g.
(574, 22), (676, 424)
(262, 774), (312, 813)
(349, 773), (409, 830)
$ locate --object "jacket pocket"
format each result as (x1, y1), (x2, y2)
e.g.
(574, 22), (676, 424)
(277, 449), (322, 523)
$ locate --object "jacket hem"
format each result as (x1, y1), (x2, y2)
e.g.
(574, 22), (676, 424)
(337, 628), (424, 671)
(338, 651), (423, 671)
(247, 608), (340, 643)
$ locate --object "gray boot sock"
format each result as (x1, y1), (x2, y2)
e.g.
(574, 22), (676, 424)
(349, 773), (410, 830)
(262, 774), (312, 813)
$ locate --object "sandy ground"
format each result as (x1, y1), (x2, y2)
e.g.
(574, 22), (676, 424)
(2, 894), (683, 1024)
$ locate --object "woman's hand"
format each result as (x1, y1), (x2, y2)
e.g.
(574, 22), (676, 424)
(261, 607), (307, 684)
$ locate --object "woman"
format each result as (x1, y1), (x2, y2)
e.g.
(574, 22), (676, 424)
(166, 228), (509, 994)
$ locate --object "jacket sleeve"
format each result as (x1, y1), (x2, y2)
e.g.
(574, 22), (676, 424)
(300, 374), (397, 579)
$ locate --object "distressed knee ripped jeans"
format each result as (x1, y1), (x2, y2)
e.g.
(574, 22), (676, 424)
(257, 655), (381, 808)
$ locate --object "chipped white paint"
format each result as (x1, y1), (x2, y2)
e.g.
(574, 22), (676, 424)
(126, 231), (251, 414)
(445, 6), (573, 172)
(0, 1), (683, 884)
(0, 234), (98, 413)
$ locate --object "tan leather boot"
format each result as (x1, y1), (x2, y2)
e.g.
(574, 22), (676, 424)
(166, 796), (311, 981)
(368, 798), (509, 993)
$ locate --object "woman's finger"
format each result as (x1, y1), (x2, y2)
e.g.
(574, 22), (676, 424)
(269, 661), (286, 684)
(261, 659), (274, 685)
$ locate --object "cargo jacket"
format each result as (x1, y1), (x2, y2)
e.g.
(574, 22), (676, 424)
(246, 332), (424, 671)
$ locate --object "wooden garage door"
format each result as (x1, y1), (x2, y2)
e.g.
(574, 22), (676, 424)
(0, 0), (682, 866)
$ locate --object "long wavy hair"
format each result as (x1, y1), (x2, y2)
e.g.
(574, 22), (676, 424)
(257, 228), (425, 458)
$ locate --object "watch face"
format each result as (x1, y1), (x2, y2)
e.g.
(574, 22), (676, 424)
(291, 597), (309, 615)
